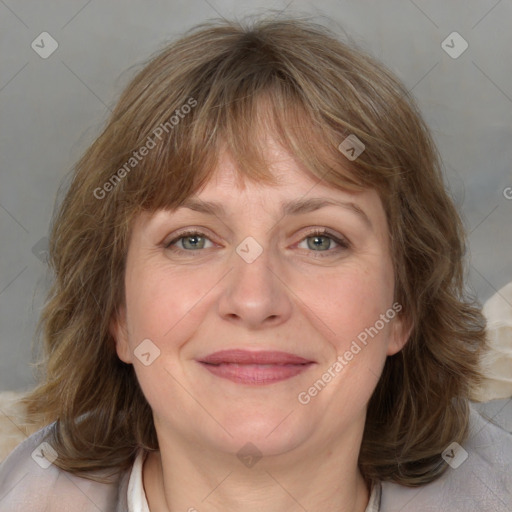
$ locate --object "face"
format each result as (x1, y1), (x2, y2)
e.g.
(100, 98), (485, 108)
(111, 139), (411, 459)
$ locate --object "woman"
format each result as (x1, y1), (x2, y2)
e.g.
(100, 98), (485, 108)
(0, 16), (510, 512)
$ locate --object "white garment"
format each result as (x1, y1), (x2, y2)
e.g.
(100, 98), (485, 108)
(127, 450), (150, 512)
(127, 449), (382, 512)
(470, 280), (512, 401)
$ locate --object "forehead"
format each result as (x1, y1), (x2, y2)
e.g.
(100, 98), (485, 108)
(192, 145), (377, 215)
(205, 147), (311, 192)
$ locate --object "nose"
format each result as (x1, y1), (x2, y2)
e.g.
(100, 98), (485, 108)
(217, 240), (293, 330)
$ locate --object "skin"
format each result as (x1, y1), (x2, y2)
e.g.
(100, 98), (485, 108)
(111, 138), (411, 512)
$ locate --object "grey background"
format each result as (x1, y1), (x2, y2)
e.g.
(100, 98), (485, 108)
(0, 0), (511, 392)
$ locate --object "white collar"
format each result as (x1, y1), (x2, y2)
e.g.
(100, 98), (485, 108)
(127, 449), (151, 512)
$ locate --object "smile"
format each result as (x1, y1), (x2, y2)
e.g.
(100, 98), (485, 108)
(197, 350), (316, 385)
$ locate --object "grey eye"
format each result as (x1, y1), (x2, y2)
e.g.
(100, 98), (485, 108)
(304, 234), (334, 251)
(166, 231), (214, 251)
(180, 234), (207, 250)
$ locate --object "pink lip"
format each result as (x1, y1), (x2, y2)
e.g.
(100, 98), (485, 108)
(197, 350), (315, 385)
(200, 349), (314, 365)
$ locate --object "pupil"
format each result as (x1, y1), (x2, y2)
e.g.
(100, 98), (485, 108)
(310, 235), (328, 250)
(186, 235), (201, 248)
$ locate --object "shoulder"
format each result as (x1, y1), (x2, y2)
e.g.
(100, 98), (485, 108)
(380, 400), (512, 511)
(0, 423), (131, 512)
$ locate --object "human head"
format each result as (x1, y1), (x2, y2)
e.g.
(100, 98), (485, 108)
(25, 15), (487, 485)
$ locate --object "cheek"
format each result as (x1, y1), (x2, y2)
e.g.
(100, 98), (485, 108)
(313, 262), (395, 346)
(123, 264), (204, 415)
(124, 261), (214, 358)
(303, 269), (395, 414)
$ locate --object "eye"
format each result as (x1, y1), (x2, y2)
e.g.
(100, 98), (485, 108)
(164, 230), (215, 253)
(296, 229), (350, 256)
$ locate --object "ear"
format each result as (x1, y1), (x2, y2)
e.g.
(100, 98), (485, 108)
(386, 310), (414, 356)
(109, 305), (133, 364)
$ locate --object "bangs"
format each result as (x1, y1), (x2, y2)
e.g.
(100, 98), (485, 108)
(111, 40), (378, 221)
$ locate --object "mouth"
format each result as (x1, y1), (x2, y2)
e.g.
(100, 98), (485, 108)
(197, 349), (316, 385)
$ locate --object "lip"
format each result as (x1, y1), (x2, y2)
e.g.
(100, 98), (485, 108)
(197, 349), (316, 385)
(199, 349), (314, 365)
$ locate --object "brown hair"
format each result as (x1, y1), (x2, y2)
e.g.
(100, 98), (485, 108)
(23, 15), (487, 486)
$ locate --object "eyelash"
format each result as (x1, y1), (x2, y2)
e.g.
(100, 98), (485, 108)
(164, 229), (350, 257)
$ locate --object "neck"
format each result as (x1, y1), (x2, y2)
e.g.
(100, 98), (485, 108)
(143, 419), (370, 512)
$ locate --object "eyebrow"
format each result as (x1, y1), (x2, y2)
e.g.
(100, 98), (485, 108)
(178, 197), (372, 229)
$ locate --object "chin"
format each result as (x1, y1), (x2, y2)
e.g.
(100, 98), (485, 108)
(204, 410), (315, 458)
